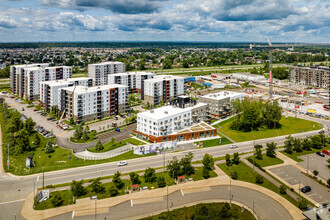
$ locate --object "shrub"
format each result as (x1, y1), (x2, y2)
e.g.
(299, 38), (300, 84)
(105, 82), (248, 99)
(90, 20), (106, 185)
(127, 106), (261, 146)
(279, 184), (286, 195)
(157, 176), (166, 188)
(255, 174), (264, 184)
(202, 167), (210, 179)
(298, 198), (308, 210)
(109, 185), (119, 197)
(51, 192), (64, 207)
(231, 171), (238, 180)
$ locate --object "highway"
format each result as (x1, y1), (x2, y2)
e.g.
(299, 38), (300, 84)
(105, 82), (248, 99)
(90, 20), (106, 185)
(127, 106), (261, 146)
(0, 112), (328, 219)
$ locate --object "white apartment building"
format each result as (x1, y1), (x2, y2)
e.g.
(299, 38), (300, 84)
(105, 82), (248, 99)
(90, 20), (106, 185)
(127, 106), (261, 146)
(88, 61), (126, 86)
(108, 71), (155, 93)
(58, 84), (129, 123)
(135, 102), (215, 143)
(143, 75), (185, 105)
(199, 91), (245, 118)
(10, 63), (49, 97)
(40, 77), (93, 109)
(231, 72), (266, 82)
(23, 66), (72, 100)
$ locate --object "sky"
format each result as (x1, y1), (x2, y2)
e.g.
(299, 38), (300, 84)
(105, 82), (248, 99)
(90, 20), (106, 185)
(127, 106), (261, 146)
(0, 0), (329, 43)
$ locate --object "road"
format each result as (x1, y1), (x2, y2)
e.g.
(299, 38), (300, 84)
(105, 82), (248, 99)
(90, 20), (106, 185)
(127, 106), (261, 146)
(48, 185), (292, 220)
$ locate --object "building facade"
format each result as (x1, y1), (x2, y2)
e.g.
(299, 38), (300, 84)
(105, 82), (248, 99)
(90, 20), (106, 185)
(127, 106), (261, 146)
(134, 100), (214, 143)
(108, 72), (155, 93)
(58, 84), (129, 123)
(289, 66), (329, 89)
(199, 91), (245, 118)
(88, 61), (125, 86)
(143, 75), (185, 105)
(40, 77), (93, 109)
(10, 63), (49, 97)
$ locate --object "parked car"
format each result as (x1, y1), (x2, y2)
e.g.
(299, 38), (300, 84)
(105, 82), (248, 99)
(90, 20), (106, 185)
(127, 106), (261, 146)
(47, 117), (52, 121)
(322, 150), (330, 156)
(121, 115), (126, 118)
(115, 128), (120, 132)
(300, 186), (311, 193)
(34, 109), (38, 112)
(319, 130), (325, 134)
(316, 151), (325, 157)
(230, 144), (237, 149)
(117, 161), (128, 166)
(113, 117), (118, 120)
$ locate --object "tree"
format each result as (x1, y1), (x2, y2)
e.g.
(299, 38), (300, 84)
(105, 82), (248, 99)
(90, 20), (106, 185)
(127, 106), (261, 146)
(167, 157), (181, 179)
(231, 171), (238, 180)
(220, 202), (231, 218)
(202, 153), (214, 170)
(298, 198), (308, 210)
(313, 170), (318, 178)
(254, 144), (263, 160)
(293, 138), (302, 153)
(112, 171), (125, 189)
(144, 167), (157, 183)
(266, 142), (277, 157)
(225, 154), (231, 166)
(302, 138), (312, 151)
(157, 176), (166, 188)
(73, 124), (83, 140)
(90, 178), (105, 193)
(232, 152), (240, 165)
(284, 135), (294, 154)
(182, 60), (189, 68)
(51, 192), (64, 207)
(311, 135), (322, 149)
(255, 174), (264, 184)
(24, 118), (36, 135)
(71, 180), (86, 197)
(129, 172), (141, 185)
(109, 185), (119, 197)
(180, 152), (195, 176)
(81, 130), (89, 141)
(45, 141), (54, 153)
(14, 129), (31, 154)
(163, 59), (172, 69)
(95, 140), (103, 151)
(202, 166), (210, 179)
(279, 184), (287, 194)
(33, 133), (41, 147)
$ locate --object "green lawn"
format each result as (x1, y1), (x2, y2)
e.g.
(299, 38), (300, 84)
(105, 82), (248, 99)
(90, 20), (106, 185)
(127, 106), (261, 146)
(280, 145), (330, 162)
(215, 116), (322, 142)
(88, 138), (145, 153)
(246, 154), (284, 167)
(35, 167), (217, 210)
(69, 132), (95, 143)
(194, 136), (232, 148)
(218, 161), (300, 209)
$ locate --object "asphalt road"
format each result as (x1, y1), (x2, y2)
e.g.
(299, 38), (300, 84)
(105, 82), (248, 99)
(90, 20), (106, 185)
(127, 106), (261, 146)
(48, 185), (293, 220)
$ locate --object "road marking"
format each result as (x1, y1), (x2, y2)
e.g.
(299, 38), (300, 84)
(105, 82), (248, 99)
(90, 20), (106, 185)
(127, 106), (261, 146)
(37, 175), (39, 182)
(275, 172), (285, 175)
(181, 189), (184, 196)
(72, 211), (75, 219)
(0, 198), (25, 205)
(308, 193), (317, 197)
(283, 177), (292, 180)
(131, 200), (133, 207)
(57, 131), (68, 137)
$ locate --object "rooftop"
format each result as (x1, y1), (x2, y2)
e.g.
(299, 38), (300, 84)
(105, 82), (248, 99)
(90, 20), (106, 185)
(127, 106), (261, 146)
(177, 122), (215, 134)
(64, 84), (127, 94)
(138, 102), (207, 120)
(89, 61), (124, 66)
(41, 77), (92, 86)
(110, 71), (155, 76)
(144, 75), (183, 82)
(201, 91), (244, 100)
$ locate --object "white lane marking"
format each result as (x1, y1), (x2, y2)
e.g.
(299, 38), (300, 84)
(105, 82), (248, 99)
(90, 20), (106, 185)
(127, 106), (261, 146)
(275, 172), (285, 175)
(181, 189), (184, 196)
(283, 177), (292, 180)
(308, 193), (317, 197)
(37, 175), (39, 182)
(0, 198), (26, 205)
(131, 200), (133, 207)
(72, 211), (75, 219)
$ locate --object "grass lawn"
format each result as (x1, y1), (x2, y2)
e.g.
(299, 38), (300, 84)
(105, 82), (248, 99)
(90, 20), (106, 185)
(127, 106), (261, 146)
(280, 145), (330, 162)
(215, 116), (322, 142)
(194, 136), (232, 148)
(69, 132), (95, 143)
(246, 154), (284, 167)
(88, 138), (145, 153)
(218, 161), (300, 209)
(141, 203), (254, 220)
(35, 167), (217, 210)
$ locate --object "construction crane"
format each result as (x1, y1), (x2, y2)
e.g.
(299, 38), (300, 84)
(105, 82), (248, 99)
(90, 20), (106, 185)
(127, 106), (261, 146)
(250, 40), (330, 99)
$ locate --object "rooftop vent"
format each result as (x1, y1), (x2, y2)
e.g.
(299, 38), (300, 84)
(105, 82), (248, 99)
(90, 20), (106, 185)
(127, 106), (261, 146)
(151, 110), (154, 113)
(164, 111), (168, 114)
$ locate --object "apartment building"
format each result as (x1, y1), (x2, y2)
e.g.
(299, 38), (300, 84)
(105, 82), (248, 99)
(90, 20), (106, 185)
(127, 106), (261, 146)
(10, 63), (49, 96)
(135, 98), (214, 143)
(108, 71), (155, 93)
(22, 66), (72, 100)
(58, 84), (129, 123)
(143, 75), (185, 105)
(289, 66), (330, 89)
(40, 77), (93, 109)
(199, 91), (245, 118)
(88, 61), (126, 86)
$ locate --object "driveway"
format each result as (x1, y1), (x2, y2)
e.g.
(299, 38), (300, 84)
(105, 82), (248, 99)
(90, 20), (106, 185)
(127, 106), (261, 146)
(298, 153), (330, 181)
(270, 165), (330, 205)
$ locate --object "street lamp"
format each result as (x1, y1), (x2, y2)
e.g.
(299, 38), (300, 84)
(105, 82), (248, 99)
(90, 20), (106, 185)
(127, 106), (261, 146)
(253, 136), (256, 171)
(90, 196), (98, 220)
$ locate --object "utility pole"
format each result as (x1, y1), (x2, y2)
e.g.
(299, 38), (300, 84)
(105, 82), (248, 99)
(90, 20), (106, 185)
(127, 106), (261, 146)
(95, 198), (97, 220)
(167, 185), (169, 212)
(253, 137), (256, 171)
(42, 167), (44, 190)
(268, 38), (273, 99)
(229, 164), (232, 206)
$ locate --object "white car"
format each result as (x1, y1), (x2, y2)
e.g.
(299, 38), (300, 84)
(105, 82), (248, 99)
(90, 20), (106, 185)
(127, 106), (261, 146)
(117, 161), (128, 166)
(230, 144), (237, 149)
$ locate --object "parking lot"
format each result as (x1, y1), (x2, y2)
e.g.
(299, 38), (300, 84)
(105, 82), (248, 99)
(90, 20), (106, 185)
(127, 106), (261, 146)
(298, 153), (330, 181)
(270, 165), (330, 205)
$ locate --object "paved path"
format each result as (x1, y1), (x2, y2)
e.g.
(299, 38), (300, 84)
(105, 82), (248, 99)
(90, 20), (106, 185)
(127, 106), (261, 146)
(74, 144), (133, 160)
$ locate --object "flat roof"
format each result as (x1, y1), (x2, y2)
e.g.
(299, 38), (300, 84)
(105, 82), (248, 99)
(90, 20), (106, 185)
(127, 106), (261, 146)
(64, 84), (127, 94)
(177, 122), (215, 134)
(144, 75), (183, 83)
(110, 71), (155, 76)
(201, 91), (244, 100)
(232, 72), (266, 77)
(24, 66), (71, 71)
(89, 61), (124, 66)
(41, 77), (92, 86)
(138, 102), (207, 120)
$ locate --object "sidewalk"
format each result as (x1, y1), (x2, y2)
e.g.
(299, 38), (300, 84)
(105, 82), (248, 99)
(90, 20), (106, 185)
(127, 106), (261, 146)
(74, 144), (133, 160)
(21, 167), (303, 220)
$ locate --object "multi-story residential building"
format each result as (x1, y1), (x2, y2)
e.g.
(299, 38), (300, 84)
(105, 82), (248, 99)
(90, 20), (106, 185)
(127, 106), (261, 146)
(40, 77), (93, 109)
(58, 84), (129, 123)
(135, 97), (213, 142)
(199, 91), (245, 118)
(10, 63), (49, 96)
(23, 66), (72, 100)
(108, 71), (155, 93)
(143, 75), (185, 105)
(289, 65), (330, 89)
(88, 61), (126, 86)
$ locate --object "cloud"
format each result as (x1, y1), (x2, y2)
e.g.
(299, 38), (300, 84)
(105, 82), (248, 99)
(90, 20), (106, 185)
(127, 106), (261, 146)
(0, 16), (19, 28)
(39, 0), (168, 14)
